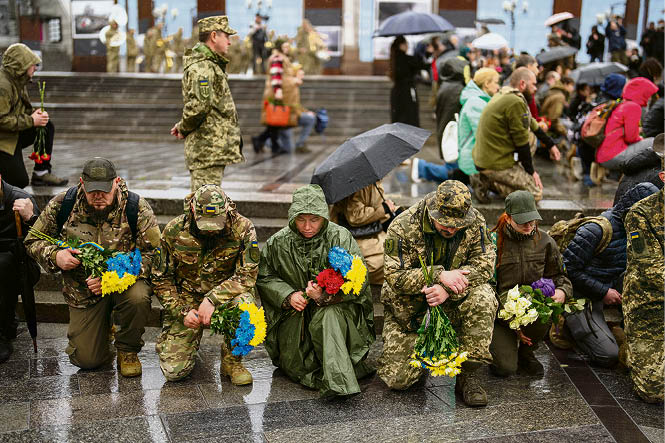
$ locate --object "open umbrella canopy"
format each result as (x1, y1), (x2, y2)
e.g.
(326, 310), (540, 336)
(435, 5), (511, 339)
(544, 12), (574, 27)
(472, 32), (509, 50)
(476, 18), (505, 25)
(536, 45), (578, 64)
(374, 11), (454, 37)
(311, 123), (431, 204)
(569, 62), (628, 86)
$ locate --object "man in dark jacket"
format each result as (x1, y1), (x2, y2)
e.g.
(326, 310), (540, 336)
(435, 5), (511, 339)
(561, 183), (659, 367)
(435, 56), (468, 150)
(614, 134), (664, 205)
(0, 43), (67, 188)
(606, 18), (627, 65)
(643, 97), (664, 138)
(0, 175), (40, 362)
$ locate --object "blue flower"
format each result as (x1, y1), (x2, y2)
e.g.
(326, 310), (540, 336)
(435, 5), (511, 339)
(231, 311), (256, 355)
(328, 246), (353, 276)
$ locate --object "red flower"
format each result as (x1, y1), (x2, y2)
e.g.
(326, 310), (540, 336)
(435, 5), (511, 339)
(316, 268), (344, 294)
(29, 151), (38, 160)
(41, 153), (50, 161)
(34, 157), (43, 164)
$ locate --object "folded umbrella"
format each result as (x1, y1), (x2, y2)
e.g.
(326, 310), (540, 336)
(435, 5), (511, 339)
(472, 32), (509, 50)
(374, 11), (454, 37)
(14, 212), (37, 352)
(536, 46), (578, 64)
(544, 12), (574, 27)
(569, 62), (628, 86)
(311, 123), (431, 204)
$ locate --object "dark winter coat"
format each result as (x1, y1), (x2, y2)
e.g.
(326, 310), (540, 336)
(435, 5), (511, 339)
(643, 97), (664, 138)
(605, 23), (627, 52)
(390, 51), (430, 127)
(0, 178), (39, 240)
(563, 183), (659, 300)
(586, 32), (605, 59)
(614, 149), (664, 205)
(435, 56), (468, 149)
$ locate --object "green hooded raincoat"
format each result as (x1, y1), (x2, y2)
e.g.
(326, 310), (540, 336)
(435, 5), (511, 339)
(257, 185), (375, 397)
(457, 80), (491, 176)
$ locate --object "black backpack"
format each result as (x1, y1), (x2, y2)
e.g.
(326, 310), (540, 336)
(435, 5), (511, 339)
(56, 186), (140, 241)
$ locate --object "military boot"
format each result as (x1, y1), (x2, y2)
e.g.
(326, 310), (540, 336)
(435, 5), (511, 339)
(117, 351), (142, 377)
(549, 316), (574, 349)
(455, 361), (488, 407)
(31, 171), (68, 187)
(517, 345), (544, 377)
(221, 344), (253, 385)
(0, 335), (12, 363)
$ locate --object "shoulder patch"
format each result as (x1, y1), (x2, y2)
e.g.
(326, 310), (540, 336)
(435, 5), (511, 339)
(249, 240), (260, 263)
(198, 77), (210, 99)
(385, 238), (396, 256)
(630, 231), (645, 254)
(522, 113), (530, 129)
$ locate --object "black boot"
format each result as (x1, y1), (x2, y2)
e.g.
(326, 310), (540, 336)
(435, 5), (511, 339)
(518, 344), (544, 376)
(0, 336), (12, 363)
(455, 360), (488, 407)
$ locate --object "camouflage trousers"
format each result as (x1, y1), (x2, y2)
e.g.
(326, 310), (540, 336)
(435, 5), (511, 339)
(126, 56), (136, 72)
(190, 165), (226, 192)
(156, 290), (253, 381)
(478, 163), (542, 202)
(625, 314), (664, 403)
(377, 283), (497, 389)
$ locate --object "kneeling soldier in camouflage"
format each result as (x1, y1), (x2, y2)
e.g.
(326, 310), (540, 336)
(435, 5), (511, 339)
(153, 185), (259, 384)
(378, 181), (498, 406)
(25, 158), (161, 377)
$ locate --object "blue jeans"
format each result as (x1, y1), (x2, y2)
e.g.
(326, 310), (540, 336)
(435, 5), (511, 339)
(296, 112), (316, 148)
(418, 160), (458, 183)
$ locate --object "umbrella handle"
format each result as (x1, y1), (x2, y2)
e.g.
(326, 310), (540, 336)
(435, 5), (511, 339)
(14, 210), (22, 238)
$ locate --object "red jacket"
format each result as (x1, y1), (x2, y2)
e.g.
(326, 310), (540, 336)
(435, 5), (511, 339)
(596, 77), (658, 163)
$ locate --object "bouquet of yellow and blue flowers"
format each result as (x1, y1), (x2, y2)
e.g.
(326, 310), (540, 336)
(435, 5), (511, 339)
(410, 253), (467, 377)
(28, 228), (142, 296)
(210, 302), (267, 356)
(315, 246), (367, 296)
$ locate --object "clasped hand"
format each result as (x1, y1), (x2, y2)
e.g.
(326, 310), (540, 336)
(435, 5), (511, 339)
(422, 284), (449, 307)
(439, 269), (470, 295)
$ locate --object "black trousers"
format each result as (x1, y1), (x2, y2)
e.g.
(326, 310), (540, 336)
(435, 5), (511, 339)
(0, 251), (20, 339)
(0, 121), (55, 189)
(256, 126), (283, 153)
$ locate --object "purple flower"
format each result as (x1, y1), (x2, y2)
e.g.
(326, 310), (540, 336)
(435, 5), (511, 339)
(531, 278), (555, 298)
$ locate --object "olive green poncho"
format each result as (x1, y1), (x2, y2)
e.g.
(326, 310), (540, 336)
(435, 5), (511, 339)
(257, 185), (375, 397)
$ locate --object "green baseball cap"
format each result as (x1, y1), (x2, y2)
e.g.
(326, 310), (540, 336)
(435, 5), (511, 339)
(505, 190), (542, 224)
(81, 157), (117, 193)
(198, 15), (237, 35)
(193, 184), (228, 231)
(425, 180), (475, 229)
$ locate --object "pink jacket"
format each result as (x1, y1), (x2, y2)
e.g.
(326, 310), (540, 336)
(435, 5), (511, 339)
(596, 77), (658, 163)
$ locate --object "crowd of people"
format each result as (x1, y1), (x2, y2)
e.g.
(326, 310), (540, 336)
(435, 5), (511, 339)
(0, 14), (662, 420)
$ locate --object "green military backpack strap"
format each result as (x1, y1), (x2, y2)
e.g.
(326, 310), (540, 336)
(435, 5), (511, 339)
(56, 186), (140, 241)
(548, 213), (613, 255)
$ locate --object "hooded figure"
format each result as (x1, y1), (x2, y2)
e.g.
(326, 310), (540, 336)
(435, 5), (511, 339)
(257, 184), (375, 397)
(435, 56), (469, 150)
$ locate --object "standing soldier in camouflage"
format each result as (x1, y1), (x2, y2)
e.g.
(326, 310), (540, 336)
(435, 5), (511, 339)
(125, 29), (138, 73)
(153, 185), (259, 384)
(171, 16), (244, 192)
(171, 28), (185, 73)
(105, 20), (120, 73)
(378, 180), (497, 407)
(143, 27), (156, 72)
(24, 158), (161, 377)
(623, 151), (664, 403)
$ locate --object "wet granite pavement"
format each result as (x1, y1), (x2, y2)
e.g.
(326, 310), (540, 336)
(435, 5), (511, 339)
(0, 322), (662, 443)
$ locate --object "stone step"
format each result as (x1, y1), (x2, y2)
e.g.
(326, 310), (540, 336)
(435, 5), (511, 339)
(154, 214), (286, 241)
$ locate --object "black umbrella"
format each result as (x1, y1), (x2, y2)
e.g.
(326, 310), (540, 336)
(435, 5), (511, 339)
(569, 62), (628, 86)
(374, 11), (454, 37)
(14, 212), (37, 352)
(311, 123), (431, 204)
(536, 46), (578, 64)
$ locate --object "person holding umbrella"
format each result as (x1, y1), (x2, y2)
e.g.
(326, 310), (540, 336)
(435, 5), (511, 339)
(0, 173), (40, 362)
(389, 36), (432, 127)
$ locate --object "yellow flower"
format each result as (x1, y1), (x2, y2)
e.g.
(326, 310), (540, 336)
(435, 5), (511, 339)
(409, 360), (422, 369)
(340, 256), (367, 295)
(101, 271), (137, 296)
(239, 303), (267, 347)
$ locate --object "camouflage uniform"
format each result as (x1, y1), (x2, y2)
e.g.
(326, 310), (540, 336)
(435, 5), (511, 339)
(175, 16), (244, 192)
(126, 30), (138, 73)
(171, 28), (185, 73)
(105, 22), (120, 73)
(152, 185), (259, 381)
(378, 181), (497, 396)
(623, 188), (664, 403)
(24, 171), (161, 370)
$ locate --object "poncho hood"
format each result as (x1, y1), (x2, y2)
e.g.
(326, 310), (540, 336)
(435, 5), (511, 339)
(2, 43), (40, 80)
(287, 184), (330, 236)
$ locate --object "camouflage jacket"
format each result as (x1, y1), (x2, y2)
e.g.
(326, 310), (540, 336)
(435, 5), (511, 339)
(382, 197), (496, 331)
(623, 188), (664, 338)
(177, 43), (244, 171)
(126, 34), (138, 57)
(24, 179), (161, 308)
(152, 193), (259, 318)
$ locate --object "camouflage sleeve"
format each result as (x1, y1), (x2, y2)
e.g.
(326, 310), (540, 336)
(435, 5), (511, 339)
(177, 63), (215, 135)
(151, 224), (191, 317)
(24, 194), (65, 273)
(205, 219), (259, 306)
(135, 198), (161, 280)
(543, 236), (573, 299)
(625, 207), (663, 293)
(451, 220), (496, 300)
(383, 222), (445, 295)
(0, 87), (33, 132)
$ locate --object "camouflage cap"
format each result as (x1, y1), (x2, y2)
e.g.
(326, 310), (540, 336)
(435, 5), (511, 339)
(425, 180), (475, 229)
(198, 15), (237, 35)
(81, 157), (117, 193)
(193, 184), (228, 231)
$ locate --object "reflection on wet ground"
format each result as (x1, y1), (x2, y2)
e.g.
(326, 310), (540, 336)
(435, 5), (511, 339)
(1, 323), (662, 442)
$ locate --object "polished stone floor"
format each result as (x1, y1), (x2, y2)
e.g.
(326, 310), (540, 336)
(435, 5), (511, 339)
(0, 322), (662, 443)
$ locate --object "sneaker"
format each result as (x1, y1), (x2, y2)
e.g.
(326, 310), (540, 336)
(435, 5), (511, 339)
(117, 351), (142, 377)
(31, 172), (68, 187)
(295, 145), (311, 154)
(455, 370), (488, 407)
(221, 354), (253, 385)
(570, 157), (583, 181)
(410, 158), (422, 183)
